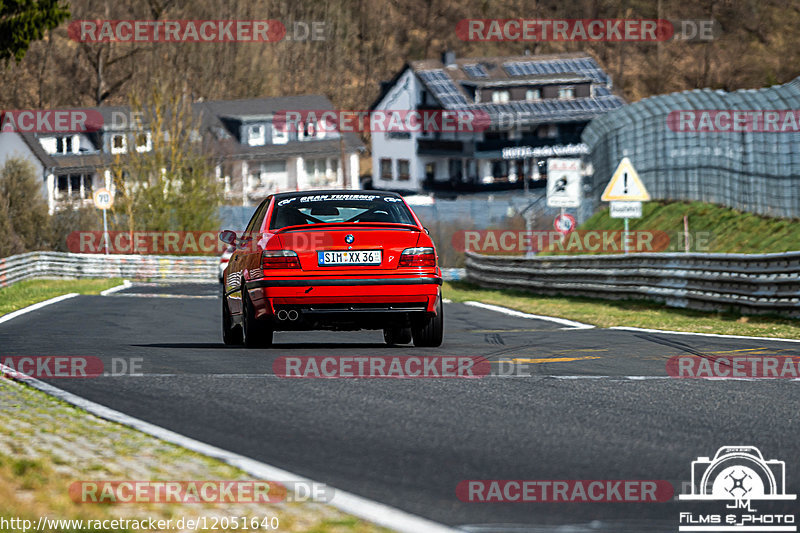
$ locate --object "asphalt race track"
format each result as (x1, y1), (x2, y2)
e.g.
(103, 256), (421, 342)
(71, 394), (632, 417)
(2, 282), (798, 532)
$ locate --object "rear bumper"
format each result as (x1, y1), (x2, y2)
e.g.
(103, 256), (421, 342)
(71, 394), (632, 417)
(246, 277), (442, 288)
(244, 276), (442, 322)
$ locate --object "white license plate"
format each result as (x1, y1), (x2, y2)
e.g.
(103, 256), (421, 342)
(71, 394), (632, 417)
(318, 250), (382, 266)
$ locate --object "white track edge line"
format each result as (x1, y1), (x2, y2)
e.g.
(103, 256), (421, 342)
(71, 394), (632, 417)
(0, 293), (79, 324)
(0, 366), (459, 532)
(609, 326), (800, 344)
(100, 280), (132, 295)
(463, 301), (595, 330)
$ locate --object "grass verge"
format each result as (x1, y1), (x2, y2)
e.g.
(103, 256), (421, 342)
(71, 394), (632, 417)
(443, 281), (800, 339)
(576, 200), (799, 254)
(0, 378), (391, 533)
(0, 278), (123, 317)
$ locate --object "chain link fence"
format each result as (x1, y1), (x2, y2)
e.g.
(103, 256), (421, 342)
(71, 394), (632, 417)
(583, 78), (800, 218)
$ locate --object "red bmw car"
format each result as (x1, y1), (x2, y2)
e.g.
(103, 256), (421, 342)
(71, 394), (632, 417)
(220, 191), (443, 347)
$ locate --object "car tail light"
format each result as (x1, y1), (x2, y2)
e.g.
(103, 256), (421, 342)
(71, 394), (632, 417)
(262, 250), (300, 269)
(399, 247), (436, 267)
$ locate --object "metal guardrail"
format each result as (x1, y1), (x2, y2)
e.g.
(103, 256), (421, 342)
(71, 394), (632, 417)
(465, 251), (800, 318)
(0, 252), (218, 288)
(0, 253), (466, 289)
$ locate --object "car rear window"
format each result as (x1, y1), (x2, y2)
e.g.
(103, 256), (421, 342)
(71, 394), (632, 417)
(269, 193), (416, 229)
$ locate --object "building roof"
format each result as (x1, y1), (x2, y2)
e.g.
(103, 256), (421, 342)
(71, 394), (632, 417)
(17, 95), (365, 175)
(376, 52), (625, 127)
(195, 95), (364, 159)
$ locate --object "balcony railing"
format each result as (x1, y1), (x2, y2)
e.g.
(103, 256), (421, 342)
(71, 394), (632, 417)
(417, 139), (465, 154)
(475, 134), (583, 153)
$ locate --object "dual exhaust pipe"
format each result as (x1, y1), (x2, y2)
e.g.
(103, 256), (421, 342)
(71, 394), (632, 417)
(276, 309), (300, 321)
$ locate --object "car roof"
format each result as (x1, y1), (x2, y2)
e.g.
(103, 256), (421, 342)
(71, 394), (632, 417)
(271, 190), (403, 200)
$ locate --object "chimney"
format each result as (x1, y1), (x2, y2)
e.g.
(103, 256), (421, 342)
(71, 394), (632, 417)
(441, 50), (456, 67)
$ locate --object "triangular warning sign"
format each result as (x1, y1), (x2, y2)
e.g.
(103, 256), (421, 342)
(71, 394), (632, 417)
(601, 157), (650, 201)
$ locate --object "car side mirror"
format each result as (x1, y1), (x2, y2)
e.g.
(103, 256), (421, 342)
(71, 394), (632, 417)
(219, 230), (237, 245)
(423, 227), (430, 235)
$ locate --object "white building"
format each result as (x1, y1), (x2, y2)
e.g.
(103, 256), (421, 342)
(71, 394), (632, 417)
(370, 52), (623, 193)
(0, 95), (364, 213)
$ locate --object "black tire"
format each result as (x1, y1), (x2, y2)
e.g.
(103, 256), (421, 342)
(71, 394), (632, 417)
(242, 288), (273, 348)
(222, 292), (243, 345)
(412, 296), (444, 347)
(383, 327), (412, 345)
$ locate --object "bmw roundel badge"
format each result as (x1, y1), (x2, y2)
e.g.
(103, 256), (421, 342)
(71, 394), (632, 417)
(345, 234), (354, 244)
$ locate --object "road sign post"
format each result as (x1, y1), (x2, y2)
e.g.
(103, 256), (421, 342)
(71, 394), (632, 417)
(546, 158), (582, 209)
(93, 188), (114, 256)
(601, 157), (649, 255)
(554, 212), (576, 236)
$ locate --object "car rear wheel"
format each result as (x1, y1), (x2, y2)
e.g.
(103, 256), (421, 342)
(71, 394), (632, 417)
(383, 327), (412, 345)
(242, 288), (273, 348)
(412, 296), (444, 347)
(222, 291), (243, 345)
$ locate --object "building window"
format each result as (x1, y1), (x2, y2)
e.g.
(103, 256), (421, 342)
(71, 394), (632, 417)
(54, 136), (79, 154)
(299, 120), (316, 140)
(492, 90), (510, 104)
(55, 174), (92, 199)
(316, 118), (329, 138)
(111, 134), (126, 154)
(537, 124), (559, 139)
(56, 175), (68, 197)
(81, 175), (93, 198)
(247, 125), (265, 146)
(135, 132), (151, 153)
(559, 87), (575, 99)
(380, 158), (393, 180)
(425, 162), (436, 181)
(271, 122), (288, 144)
(398, 159), (410, 180)
(526, 89), (541, 101)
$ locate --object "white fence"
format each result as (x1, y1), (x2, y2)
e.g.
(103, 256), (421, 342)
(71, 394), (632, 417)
(465, 251), (800, 318)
